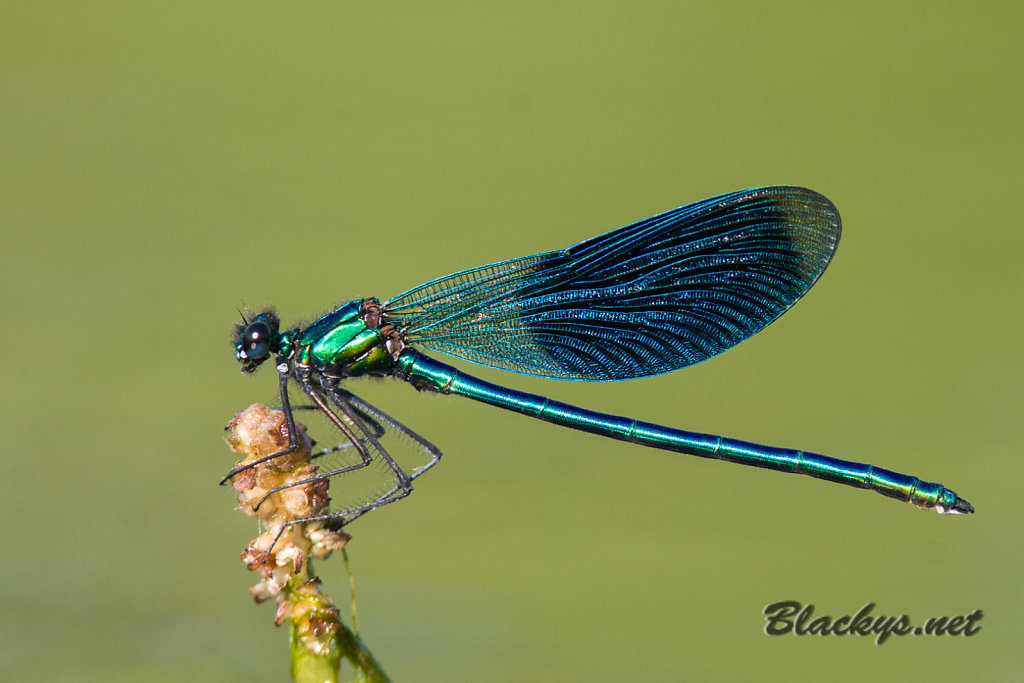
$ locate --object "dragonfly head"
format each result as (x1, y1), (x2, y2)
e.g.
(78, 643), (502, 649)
(234, 311), (281, 373)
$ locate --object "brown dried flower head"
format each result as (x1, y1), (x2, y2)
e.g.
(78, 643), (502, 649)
(224, 404), (351, 604)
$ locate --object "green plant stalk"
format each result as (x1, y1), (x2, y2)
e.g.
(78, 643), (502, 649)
(285, 560), (390, 683)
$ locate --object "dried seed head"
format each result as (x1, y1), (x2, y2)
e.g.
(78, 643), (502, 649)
(224, 404), (351, 639)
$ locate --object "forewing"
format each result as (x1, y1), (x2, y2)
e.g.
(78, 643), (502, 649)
(384, 186), (841, 380)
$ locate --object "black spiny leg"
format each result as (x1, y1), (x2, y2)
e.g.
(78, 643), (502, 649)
(291, 402), (388, 459)
(267, 384), (432, 533)
(220, 366), (304, 484)
(251, 379), (383, 514)
(331, 386), (442, 479)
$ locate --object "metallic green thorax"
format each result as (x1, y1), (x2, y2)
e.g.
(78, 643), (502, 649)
(287, 299), (402, 378)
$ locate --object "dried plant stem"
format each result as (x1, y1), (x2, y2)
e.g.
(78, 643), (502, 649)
(224, 403), (391, 683)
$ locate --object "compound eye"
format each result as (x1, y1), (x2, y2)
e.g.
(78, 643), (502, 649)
(241, 320), (273, 360)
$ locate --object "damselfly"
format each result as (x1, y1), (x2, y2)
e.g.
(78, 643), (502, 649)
(226, 186), (973, 530)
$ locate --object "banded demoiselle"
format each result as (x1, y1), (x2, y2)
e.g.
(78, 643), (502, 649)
(226, 186), (973, 530)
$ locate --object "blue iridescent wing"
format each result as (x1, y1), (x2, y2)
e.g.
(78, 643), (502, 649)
(384, 186), (841, 381)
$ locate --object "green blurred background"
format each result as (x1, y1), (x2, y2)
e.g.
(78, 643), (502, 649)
(3, 2), (1020, 681)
